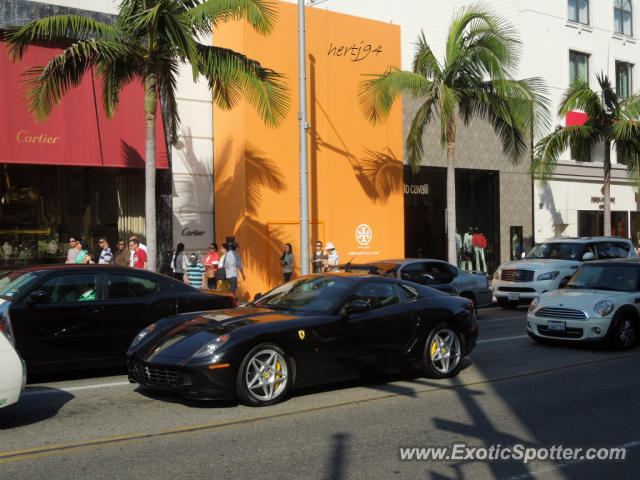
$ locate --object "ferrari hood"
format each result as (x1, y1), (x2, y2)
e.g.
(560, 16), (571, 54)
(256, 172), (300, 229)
(141, 307), (298, 360)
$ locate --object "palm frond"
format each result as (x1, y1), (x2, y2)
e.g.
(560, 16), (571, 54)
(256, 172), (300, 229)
(97, 47), (142, 118)
(405, 93), (439, 172)
(3, 15), (119, 61)
(20, 40), (130, 121)
(412, 30), (442, 79)
(189, 0), (278, 35)
(358, 68), (429, 124)
(196, 43), (289, 127)
(532, 125), (599, 180)
(156, 56), (182, 143)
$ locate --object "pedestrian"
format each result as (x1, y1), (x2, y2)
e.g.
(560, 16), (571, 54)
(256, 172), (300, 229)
(203, 243), (220, 289)
(75, 239), (92, 264)
(128, 235), (147, 267)
(185, 253), (206, 288)
(170, 243), (187, 281)
(324, 242), (339, 271)
(216, 243), (229, 291)
(113, 239), (130, 266)
(311, 240), (327, 273)
(280, 243), (295, 282)
(65, 236), (79, 264)
(223, 241), (245, 296)
(129, 238), (147, 269)
(97, 237), (113, 264)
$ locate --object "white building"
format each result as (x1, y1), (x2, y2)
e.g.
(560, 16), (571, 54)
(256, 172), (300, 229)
(302, 0), (640, 246)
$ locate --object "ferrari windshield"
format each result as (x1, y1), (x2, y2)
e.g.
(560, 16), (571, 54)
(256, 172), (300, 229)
(525, 242), (585, 260)
(566, 264), (639, 292)
(0, 271), (41, 298)
(253, 276), (355, 312)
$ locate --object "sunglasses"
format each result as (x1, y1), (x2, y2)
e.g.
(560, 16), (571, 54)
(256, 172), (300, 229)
(118, 243), (125, 246)
(69, 240), (77, 243)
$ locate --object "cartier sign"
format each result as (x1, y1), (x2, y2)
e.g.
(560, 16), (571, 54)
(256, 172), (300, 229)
(16, 130), (60, 144)
(181, 227), (205, 237)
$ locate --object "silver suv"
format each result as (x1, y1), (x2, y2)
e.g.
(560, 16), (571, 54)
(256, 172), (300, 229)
(492, 237), (638, 309)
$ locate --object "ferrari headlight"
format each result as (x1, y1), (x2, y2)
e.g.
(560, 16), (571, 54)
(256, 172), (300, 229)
(193, 334), (230, 359)
(129, 323), (156, 349)
(537, 271), (559, 281)
(593, 300), (614, 317)
(528, 296), (540, 313)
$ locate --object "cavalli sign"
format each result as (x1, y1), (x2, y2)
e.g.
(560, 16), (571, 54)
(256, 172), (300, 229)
(15, 130), (61, 144)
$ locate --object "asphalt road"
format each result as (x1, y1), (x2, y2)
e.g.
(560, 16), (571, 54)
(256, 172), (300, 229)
(1, 305), (639, 479)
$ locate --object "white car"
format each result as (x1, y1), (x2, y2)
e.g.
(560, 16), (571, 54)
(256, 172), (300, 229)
(0, 311), (26, 409)
(493, 237), (637, 309)
(527, 260), (640, 349)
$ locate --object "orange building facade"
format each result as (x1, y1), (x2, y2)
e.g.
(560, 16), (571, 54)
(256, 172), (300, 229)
(213, 2), (403, 300)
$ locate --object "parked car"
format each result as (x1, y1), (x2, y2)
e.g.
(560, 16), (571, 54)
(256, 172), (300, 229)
(0, 318), (26, 408)
(333, 259), (492, 308)
(493, 237), (637, 309)
(0, 265), (236, 374)
(527, 259), (640, 348)
(127, 273), (478, 406)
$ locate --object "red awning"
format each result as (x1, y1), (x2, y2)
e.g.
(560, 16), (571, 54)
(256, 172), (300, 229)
(0, 42), (169, 169)
(565, 111), (589, 126)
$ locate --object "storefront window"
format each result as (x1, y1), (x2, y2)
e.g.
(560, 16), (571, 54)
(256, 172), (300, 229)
(578, 210), (629, 238)
(403, 166), (499, 275)
(0, 165), (144, 270)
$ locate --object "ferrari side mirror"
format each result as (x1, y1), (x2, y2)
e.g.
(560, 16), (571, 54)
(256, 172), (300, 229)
(342, 299), (371, 316)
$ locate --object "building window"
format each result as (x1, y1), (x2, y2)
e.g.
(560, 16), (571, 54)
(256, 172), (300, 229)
(614, 0), (633, 36)
(616, 61), (633, 99)
(568, 0), (589, 24)
(569, 51), (589, 85)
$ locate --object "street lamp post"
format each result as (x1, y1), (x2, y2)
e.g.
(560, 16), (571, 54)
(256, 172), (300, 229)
(298, 0), (310, 275)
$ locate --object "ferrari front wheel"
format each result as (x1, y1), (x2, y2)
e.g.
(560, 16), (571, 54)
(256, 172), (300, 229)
(421, 323), (464, 379)
(236, 343), (291, 406)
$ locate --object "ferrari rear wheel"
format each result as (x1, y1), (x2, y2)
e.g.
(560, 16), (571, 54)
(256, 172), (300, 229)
(422, 323), (464, 379)
(236, 343), (291, 406)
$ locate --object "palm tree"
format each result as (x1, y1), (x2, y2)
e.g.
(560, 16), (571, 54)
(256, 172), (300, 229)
(532, 73), (640, 237)
(3, 0), (290, 271)
(358, 7), (549, 265)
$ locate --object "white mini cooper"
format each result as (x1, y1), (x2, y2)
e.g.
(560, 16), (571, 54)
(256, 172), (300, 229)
(527, 260), (640, 349)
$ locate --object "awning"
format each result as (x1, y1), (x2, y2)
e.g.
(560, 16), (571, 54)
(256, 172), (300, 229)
(565, 111), (589, 126)
(0, 41), (169, 169)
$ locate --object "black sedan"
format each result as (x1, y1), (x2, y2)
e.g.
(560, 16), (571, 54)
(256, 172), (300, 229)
(127, 274), (478, 406)
(0, 264), (236, 374)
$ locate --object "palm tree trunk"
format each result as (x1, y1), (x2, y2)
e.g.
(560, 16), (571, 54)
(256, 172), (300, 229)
(144, 73), (157, 271)
(446, 141), (457, 265)
(603, 141), (611, 237)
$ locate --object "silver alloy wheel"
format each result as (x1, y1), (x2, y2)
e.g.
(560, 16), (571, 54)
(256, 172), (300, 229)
(244, 348), (289, 402)
(618, 319), (635, 347)
(428, 328), (462, 375)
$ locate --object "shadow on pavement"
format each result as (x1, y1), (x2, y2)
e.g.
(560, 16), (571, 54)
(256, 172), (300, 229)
(0, 387), (74, 429)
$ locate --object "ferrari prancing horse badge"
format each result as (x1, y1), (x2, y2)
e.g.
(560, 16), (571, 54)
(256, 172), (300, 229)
(298, 329), (305, 340)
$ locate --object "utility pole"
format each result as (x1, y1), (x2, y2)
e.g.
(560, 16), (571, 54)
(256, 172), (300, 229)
(298, 0), (310, 275)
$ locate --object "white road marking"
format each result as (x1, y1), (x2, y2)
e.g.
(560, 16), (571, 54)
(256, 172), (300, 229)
(478, 315), (526, 324)
(22, 381), (131, 396)
(477, 335), (529, 344)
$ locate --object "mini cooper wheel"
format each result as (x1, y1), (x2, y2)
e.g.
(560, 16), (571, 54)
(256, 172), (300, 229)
(422, 323), (465, 379)
(609, 317), (638, 350)
(236, 343), (291, 406)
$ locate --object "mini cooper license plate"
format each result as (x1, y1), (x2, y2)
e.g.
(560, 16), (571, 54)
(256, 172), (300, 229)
(547, 320), (566, 331)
